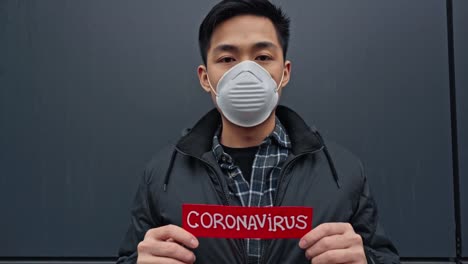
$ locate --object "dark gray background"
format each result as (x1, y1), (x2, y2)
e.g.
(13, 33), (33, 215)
(0, 0), (464, 262)
(454, 0), (468, 258)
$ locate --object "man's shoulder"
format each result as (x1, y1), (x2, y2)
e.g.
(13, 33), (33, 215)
(141, 144), (176, 185)
(323, 139), (362, 166)
(320, 137), (366, 185)
(143, 126), (194, 177)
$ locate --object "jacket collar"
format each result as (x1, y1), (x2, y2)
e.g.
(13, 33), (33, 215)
(175, 105), (323, 158)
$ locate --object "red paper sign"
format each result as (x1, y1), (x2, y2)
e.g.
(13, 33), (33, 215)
(182, 204), (313, 239)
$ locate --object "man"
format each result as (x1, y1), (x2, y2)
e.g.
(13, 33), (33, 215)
(117, 0), (400, 263)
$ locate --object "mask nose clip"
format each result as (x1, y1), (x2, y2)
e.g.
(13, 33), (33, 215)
(206, 61), (285, 95)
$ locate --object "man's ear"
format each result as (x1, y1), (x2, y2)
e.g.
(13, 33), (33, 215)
(279, 60), (292, 89)
(197, 65), (212, 93)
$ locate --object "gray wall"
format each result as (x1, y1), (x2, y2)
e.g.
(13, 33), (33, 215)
(0, 0), (465, 262)
(454, 0), (468, 258)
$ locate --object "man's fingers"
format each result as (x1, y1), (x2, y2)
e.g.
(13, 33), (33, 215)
(304, 234), (352, 260)
(137, 254), (188, 264)
(299, 223), (365, 264)
(138, 240), (196, 263)
(151, 241), (197, 263)
(299, 222), (353, 249)
(146, 224), (199, 249)
(310, 248), (353, 264)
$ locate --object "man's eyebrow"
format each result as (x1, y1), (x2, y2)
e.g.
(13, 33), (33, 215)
(253, 41), (278, 50)
(212, 44), (239, 54)
(212, 42), (278, 54)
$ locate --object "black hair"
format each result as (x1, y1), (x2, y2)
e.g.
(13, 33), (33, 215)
(198, 0), (290, 65)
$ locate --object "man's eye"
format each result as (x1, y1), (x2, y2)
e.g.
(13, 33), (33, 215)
(256, 55), (272, 61)
(220, 57), (235, 63)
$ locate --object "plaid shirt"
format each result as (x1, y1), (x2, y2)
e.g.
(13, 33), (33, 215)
(212, 118), (291, 264)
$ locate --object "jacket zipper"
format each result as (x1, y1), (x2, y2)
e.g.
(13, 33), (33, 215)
(260, 147), (323, 264)
(174, 148), (249, 264)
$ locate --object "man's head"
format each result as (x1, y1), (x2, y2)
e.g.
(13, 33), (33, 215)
(198, 0), (290, 66)
(197, 0), (292, 128)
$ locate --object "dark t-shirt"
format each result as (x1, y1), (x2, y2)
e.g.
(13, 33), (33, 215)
(221, 144), (258, 183)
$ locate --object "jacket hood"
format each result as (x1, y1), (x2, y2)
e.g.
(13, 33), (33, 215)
(167, 105), (340, 190)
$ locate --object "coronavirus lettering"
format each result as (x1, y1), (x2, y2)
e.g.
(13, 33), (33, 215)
(182, 204), (313, 239)
(187, 211), (308, 232)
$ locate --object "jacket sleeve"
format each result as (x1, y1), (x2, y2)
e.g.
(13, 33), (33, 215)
(351, 163), (400, 264)
(116, 167), (160, 264)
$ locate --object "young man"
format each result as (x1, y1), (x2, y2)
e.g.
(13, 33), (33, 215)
(117, 0), (399, 263)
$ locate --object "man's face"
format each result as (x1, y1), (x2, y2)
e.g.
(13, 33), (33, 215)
(198, 15), (291, 103)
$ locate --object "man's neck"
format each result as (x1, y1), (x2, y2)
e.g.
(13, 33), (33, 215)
(220, 112), (276, 148)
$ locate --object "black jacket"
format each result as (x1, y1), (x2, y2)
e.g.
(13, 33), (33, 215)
(117, 105), (400, 263)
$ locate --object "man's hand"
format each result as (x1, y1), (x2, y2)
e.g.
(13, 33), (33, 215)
(298, 223), (366, 264)
(137, 224), (198, 264)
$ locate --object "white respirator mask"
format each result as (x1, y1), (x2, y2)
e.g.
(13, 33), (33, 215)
(207, 60), (285, 127)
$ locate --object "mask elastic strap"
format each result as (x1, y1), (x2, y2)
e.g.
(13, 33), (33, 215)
(206, 75), (219, 96)
(275, 69), (286, 92)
